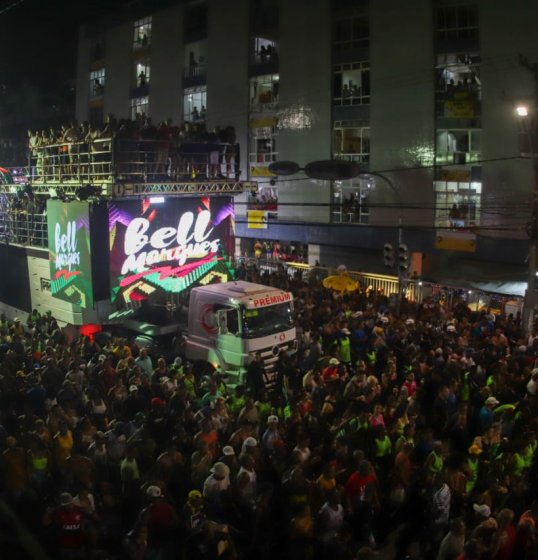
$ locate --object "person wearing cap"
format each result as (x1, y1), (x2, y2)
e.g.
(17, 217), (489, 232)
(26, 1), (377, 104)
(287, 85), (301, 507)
(219, 444), (239, 475)
(262, 415), (281, 452)
(203, 461), (231, 500)
(140, 484), (180, 557)
(43, 492), (86, 557)
(479, 395), (499, 432)
(182, 489), (205, 535)
(527, 369), (538, 396)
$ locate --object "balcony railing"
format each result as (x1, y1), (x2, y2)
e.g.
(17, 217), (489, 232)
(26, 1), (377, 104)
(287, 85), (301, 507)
(28, 138), (240, 187)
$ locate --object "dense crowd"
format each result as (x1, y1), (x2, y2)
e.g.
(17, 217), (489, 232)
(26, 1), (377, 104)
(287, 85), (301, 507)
(0, 268), (537, 560)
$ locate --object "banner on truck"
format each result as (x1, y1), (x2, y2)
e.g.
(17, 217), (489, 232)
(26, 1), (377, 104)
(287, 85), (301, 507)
(108, 197), (235, 306)
(47, 200), (94, 308)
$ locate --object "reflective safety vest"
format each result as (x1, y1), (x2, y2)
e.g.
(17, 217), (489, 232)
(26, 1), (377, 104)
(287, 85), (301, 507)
(340, 337), (351, 363)
(367, 351), (376, 365)
(374, 436), (392, 457)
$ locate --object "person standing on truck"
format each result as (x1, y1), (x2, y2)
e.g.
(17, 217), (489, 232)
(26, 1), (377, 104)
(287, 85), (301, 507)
(135, 348), (153, 377)
(246, 352), (265, 400)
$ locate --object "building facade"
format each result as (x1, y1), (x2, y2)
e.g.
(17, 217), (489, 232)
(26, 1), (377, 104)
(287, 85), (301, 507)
(75, 0), (538, 284)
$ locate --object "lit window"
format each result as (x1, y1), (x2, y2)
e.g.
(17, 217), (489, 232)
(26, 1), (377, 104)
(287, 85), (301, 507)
(250, 37), (278, 65)
(333, 122), (370, 164)
(434, 178), (481, 228)
(435, 53), (480, 118)
(249, 119), (278, 167)
(250, 74), (279, 112)
(130, 96), (149, 120)
(333, 62), (370, 106)
(89, 68), (105, 98)
(435, 129), (481, 165)
(135, 60), (150, 87)
(331, 177), (371, 224)
(183, 86), (206, 122)
(134, 16), (152, 48)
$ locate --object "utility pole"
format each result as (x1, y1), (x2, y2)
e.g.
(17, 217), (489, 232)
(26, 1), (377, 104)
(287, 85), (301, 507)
(519, 55), (538, 339)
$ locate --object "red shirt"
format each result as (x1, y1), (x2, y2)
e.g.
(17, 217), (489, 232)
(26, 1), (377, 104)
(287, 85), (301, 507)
(344, 472), (375, 505)
(55, 506), (84, 548)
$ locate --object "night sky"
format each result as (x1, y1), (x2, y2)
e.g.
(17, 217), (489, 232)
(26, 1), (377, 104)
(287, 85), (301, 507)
(0, 0), (127, 136)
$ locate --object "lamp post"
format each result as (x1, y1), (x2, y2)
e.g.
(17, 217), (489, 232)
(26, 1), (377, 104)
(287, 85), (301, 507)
(517, 104), (538, 338)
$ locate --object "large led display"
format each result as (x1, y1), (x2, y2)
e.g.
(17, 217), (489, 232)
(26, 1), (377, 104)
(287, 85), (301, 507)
(109, 197), (235, 307)
(47, 200), (94, 308)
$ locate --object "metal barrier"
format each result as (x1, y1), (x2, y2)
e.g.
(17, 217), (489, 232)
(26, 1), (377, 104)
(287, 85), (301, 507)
(0, 211), (48, 247)
(29, 138), (238, 186)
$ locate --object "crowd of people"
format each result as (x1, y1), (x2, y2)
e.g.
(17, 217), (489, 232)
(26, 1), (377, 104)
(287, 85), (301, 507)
(0, 268), (537, 560)
(27, 114), (241, 184)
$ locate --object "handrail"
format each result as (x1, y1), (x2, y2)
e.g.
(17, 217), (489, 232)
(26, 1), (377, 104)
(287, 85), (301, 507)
(28, 138), (240, 186)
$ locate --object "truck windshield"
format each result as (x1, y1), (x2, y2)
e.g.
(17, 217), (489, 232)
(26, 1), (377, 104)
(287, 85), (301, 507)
(241, 302), (294, 338)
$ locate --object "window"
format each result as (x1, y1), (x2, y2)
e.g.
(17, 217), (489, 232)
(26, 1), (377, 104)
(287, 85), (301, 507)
(249, 123), (277, 165)
(90, 39), (105, 62)
(135, 60), (150, 87)
(250, 37), (278, 65)
(436, 129), (481, 165)
(250, 74), (279, 111)
(183, 86), (207, 122)
(184, 42), (208, 78)
(332, 177), (371, 224)
(333, 13), (369, 51)
(435, 52), (480, 117)
(134, 16), (152, 48)
(184, 4), (207, 40)
(89, 68), (105, 98)
(437, 5), (478, 42)
(434, 178), (481, 228)
(333, 62), (370, 106)
(130, 96), (149, 119)
(333, 123), (370, 164)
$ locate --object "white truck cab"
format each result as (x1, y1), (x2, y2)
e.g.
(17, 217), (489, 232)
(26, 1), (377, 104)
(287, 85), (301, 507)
(184, 281), (296, 388)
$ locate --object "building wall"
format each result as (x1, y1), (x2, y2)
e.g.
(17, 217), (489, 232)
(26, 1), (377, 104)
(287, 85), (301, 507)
(369, 0), (435, 228)
(150, 5), (184, 124)
(104, 22), (133, 119)
(480, 0), (538, 239)
(276, 0), (333, 223)
(75, 26), (91, 123)
(207, 0), (249, 181)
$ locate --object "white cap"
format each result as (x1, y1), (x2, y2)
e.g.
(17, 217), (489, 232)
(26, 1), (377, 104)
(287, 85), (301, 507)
(129, 385), (138, 392)
(267, 415), (279, 423)
(341, 328), (351, 335)
(405, 318), (415, 325)
(146, 485), (162, 498)
(244, 436), (257, 447)
(485, 396), (499, 406)
(473, 503), (491, 517)
(223, 445), (235, 456)
(211, 462), (230, 477)
(447, 325), (456, 332)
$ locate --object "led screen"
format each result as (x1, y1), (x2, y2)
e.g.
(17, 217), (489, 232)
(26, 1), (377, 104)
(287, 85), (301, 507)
(47, 200), (94, 308)
(109, 197), (235, 307)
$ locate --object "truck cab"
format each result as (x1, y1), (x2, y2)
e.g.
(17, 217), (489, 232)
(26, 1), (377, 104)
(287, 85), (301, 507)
(185, 281), (296, 388)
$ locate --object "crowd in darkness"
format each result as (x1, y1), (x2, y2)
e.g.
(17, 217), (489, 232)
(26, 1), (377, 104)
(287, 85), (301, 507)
(2, 267), (538, 560)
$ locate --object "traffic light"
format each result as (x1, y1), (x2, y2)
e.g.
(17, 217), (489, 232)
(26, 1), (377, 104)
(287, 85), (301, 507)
(383, 243), (394, 268)
(398, 243), (409, 275)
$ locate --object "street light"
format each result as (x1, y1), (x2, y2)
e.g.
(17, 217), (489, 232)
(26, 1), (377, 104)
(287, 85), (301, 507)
(516, 105), (529, 117)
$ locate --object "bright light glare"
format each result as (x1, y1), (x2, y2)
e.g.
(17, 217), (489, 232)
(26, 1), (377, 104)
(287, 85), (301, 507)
(516, 106), (529, 117)
(149, 196), (165, 204)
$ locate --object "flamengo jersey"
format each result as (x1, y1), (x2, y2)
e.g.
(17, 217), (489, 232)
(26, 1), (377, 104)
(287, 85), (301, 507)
(55, 507), (84, 548)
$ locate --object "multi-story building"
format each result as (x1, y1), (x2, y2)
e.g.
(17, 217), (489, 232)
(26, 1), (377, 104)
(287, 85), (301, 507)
(72, 0), (537, 286)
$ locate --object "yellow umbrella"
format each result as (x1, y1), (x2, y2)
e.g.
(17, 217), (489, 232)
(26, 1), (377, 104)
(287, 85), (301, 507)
(322, 274), (359, 293)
